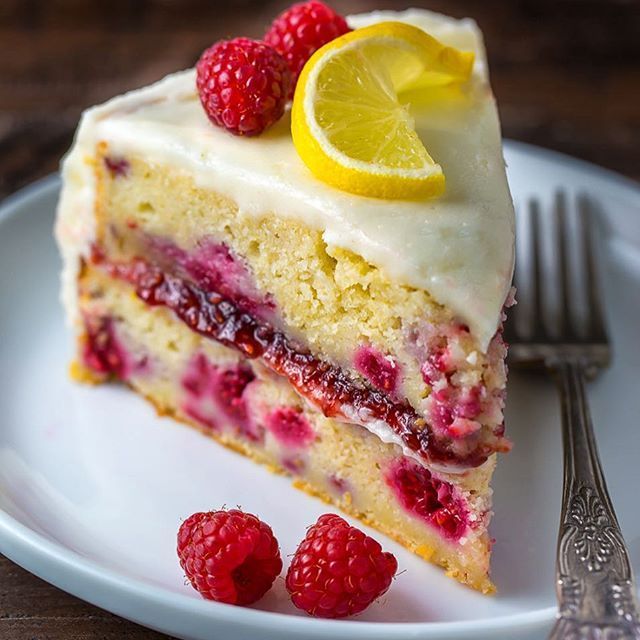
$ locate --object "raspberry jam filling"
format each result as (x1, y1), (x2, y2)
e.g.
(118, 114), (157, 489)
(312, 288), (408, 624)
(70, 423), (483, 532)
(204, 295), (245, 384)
(83, 316), (131, 378)
(104, 156), (130, 178)
(266, 406), (315, 448)
(385, 458), (471, 541)
(92, 250), (501, 469)
(408, 320), (511, 459)
(353, 345), (400, 398)
(144, 236), (275, 320)
(181, 352), (261, 441)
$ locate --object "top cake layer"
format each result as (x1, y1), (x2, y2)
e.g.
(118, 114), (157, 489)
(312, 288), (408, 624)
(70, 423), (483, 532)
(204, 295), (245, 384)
(57, 8), (514, 351)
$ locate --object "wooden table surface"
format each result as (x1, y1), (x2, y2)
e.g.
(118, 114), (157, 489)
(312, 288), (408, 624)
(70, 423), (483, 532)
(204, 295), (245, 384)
(0, 0), (638, 637)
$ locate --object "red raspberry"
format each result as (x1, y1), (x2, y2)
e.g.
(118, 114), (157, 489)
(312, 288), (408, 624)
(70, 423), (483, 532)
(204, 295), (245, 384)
(264, 1), (351, 94)
(196, 38), (291, 136)
(177, 509), (282, 605)
(285, 513), (397, 618)
(82, 316), (128, 378)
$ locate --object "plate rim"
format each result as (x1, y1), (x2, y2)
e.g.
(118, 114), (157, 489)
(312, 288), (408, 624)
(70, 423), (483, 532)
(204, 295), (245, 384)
(0, 141), (638, 639)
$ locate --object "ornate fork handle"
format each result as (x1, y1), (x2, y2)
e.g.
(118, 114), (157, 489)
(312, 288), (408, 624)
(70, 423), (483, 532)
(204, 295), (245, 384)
(548, 359), (640, 639)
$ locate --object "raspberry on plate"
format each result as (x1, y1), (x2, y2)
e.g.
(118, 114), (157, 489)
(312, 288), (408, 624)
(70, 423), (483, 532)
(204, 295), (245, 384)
(196, 38), (291, 136)
(264, 1), (351, 95)
(285, 513), (398, 618)
(177, 509), (282, 605)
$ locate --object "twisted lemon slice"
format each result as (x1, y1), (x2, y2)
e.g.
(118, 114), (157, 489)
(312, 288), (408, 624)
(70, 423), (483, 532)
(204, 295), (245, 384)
(291, 22), (474, 199)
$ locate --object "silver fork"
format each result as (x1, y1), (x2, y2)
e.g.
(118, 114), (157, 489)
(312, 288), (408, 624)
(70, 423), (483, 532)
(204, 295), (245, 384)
(505, 193), (640, 639)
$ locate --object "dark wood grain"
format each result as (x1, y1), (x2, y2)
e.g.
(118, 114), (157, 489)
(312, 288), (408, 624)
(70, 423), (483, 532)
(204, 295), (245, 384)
(0, 1), (639, 638)
(0, 555), (169, 639)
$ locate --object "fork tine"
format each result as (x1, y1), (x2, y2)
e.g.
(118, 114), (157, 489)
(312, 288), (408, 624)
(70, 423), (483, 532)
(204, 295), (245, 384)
(577, 194), (607, 340)
(529, 198), (545, 338)
(554, 191), (573, 338)
(507, 195), (610, 373)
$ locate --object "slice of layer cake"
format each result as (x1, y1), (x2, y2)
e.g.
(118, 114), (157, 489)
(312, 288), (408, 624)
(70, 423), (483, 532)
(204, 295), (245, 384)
(55, 8), (515, 593)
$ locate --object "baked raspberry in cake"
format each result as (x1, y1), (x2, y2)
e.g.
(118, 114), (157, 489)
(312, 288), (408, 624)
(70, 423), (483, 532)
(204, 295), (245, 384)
(56, 8), (515, 594)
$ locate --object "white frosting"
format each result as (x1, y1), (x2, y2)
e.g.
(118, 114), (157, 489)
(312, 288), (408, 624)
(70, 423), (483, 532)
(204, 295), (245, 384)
(341, 404), (423, 466)
(56, 8), (514, 350)
(339, 404), (468, 474)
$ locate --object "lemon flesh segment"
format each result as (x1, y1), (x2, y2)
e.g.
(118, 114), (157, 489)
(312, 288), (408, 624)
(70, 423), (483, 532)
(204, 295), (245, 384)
(292, 22), (475, 199)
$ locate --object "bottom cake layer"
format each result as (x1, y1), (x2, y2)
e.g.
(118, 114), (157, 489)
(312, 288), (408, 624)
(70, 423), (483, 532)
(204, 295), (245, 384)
(75, 265), (496, 592)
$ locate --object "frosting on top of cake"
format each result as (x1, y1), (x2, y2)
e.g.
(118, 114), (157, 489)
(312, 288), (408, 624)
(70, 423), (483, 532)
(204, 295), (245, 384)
(56, 8), (514, 351)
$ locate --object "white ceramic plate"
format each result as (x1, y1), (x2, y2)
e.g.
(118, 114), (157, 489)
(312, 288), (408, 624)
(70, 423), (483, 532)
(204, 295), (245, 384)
(1, 141), (639, 640)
